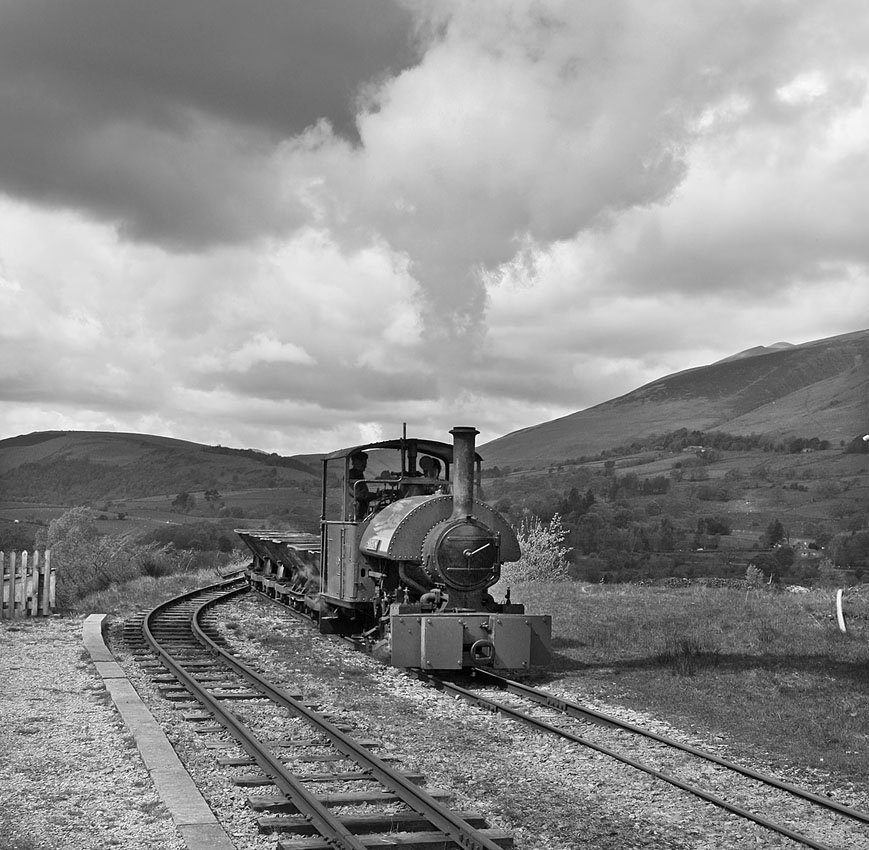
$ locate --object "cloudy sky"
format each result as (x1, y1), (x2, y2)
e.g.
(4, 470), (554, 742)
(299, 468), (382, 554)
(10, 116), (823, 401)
(1, 1), (868, 454)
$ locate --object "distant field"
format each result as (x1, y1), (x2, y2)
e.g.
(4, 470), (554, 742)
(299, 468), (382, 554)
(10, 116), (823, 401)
(118, 486), (319, 532)
(0, 485), (317, 547)
(0, 503), (70, 544)
(512, 581), (869, 784)
(0, 503), (69, 520)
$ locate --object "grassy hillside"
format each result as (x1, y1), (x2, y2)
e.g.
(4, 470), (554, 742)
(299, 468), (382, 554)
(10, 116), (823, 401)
(483, 432), (869, 584)
(481, 328), (869, 470)
(0, 431), (323, 546)
(0, 431), (319, 498)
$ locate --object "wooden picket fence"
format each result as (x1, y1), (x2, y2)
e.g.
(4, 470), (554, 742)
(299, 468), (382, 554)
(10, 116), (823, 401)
(1, 550), (55, 618)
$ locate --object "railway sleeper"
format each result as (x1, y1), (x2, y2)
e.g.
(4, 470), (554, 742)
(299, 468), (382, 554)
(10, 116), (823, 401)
(151, 668), (236, 687)
(274, 830), (513, 850)
(234, 771), (426, 787)
(202, 738), (380, 750)
(247, 788), (452, 812)
(267, 738), (382, 749)
(258, 809), (489, 836)
(218, 754), (401, 766)
(211, 690), (264, 700)
(159, 687), (266, 701)
(295, 752), (401, 763)
(158, 679), (260, 690)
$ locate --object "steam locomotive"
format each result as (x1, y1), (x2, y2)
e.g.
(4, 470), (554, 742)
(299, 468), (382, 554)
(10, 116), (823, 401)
(237, 426), (551, 670)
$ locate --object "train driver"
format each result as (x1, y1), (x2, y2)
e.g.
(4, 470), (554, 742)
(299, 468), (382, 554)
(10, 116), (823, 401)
(348, 451), (375, 520)
(402, 455), (443, 497)
(420, 456), (441, 481)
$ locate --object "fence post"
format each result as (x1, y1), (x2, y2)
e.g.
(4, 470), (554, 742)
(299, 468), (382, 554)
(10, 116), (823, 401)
(9, 550), (18, 619)
(46, 550), (55, 614)
(18, 551), (28, 619)
(1, 551), (6, 619)
(29, 550), (40, 616)
(23, 550), (31, 614)
(38, 551), (47, 616)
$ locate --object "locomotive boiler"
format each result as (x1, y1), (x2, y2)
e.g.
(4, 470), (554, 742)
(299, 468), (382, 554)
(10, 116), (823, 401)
(238, 426), (551, 670)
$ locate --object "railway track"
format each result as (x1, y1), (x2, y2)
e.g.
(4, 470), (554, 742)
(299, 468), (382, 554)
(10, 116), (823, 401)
(248, 579), (869, 849)
(125, 578), (513, 850)
(417, 668), (869, 850)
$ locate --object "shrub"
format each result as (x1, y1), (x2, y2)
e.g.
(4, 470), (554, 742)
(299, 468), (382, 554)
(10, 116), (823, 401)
(834, 530), (869, 568)
(746, 564), (766, 588)
(504, 513), (573, 583)
(37, 507), (142, 608)
(171, 492), (196, 513)
(34, 507), (236, 609)
(773, 545), (795, 569)
(697, 516), (732, 536)
(137, 521), (236, 552)
(138, 549), (179, 578)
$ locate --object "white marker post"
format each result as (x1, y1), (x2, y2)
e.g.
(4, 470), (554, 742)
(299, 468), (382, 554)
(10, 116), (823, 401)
(835, 589), (847, 634)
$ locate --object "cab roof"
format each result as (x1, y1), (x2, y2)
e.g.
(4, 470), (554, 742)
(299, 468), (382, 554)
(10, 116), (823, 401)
(323, 437), (482, 464)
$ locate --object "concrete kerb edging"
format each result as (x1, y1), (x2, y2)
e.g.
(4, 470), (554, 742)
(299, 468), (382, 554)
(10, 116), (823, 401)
(82, 613), (236, 850)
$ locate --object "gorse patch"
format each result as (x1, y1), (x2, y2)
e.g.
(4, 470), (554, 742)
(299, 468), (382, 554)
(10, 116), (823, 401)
(503, 513), (572, 583)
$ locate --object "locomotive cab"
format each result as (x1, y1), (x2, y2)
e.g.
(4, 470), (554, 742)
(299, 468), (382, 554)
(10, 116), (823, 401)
(318, 436), (457, 621)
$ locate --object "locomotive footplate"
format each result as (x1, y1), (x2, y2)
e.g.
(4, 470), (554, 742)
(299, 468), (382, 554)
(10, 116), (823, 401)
(390, 608), (551, 670)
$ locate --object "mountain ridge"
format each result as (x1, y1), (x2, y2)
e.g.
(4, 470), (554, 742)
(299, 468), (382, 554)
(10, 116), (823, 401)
(479, 328), (868, 469)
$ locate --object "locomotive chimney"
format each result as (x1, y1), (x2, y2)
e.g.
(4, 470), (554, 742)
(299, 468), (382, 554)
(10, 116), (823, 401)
(449, 426), (478, 519)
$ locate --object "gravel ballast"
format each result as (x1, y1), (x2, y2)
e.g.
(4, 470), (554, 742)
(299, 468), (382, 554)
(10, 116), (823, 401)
(0, 616), (185, 850)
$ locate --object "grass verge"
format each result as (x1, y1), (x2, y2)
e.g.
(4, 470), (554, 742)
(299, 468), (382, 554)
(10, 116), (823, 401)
(512, 581), (869, 783)
(68, 564), (245, 618)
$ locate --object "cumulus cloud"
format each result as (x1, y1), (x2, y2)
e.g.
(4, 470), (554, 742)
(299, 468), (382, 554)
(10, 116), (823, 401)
(0, 0), (415, 245)
(0, 188), (435, 450)
(199, 335), (315, 374)
(1, 1), (868, 453)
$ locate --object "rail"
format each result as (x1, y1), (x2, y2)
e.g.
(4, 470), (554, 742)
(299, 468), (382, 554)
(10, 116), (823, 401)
(138, 580), (509, 850)
(416, 668), (869, 850)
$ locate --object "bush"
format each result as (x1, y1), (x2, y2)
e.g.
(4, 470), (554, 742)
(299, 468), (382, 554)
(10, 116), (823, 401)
(773, 545), (795, 569)
(834, 530), (869, 568)
(37, 507), (142, 608)
(746, 564), (766, 588)
(138, 549), (179, 578)
(697, 516), (732, 536)
(171, 492), (196, 513)
(504, 513), (573, 583)
(35, 507), (235, 609)
(137, 521), (237, 552)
